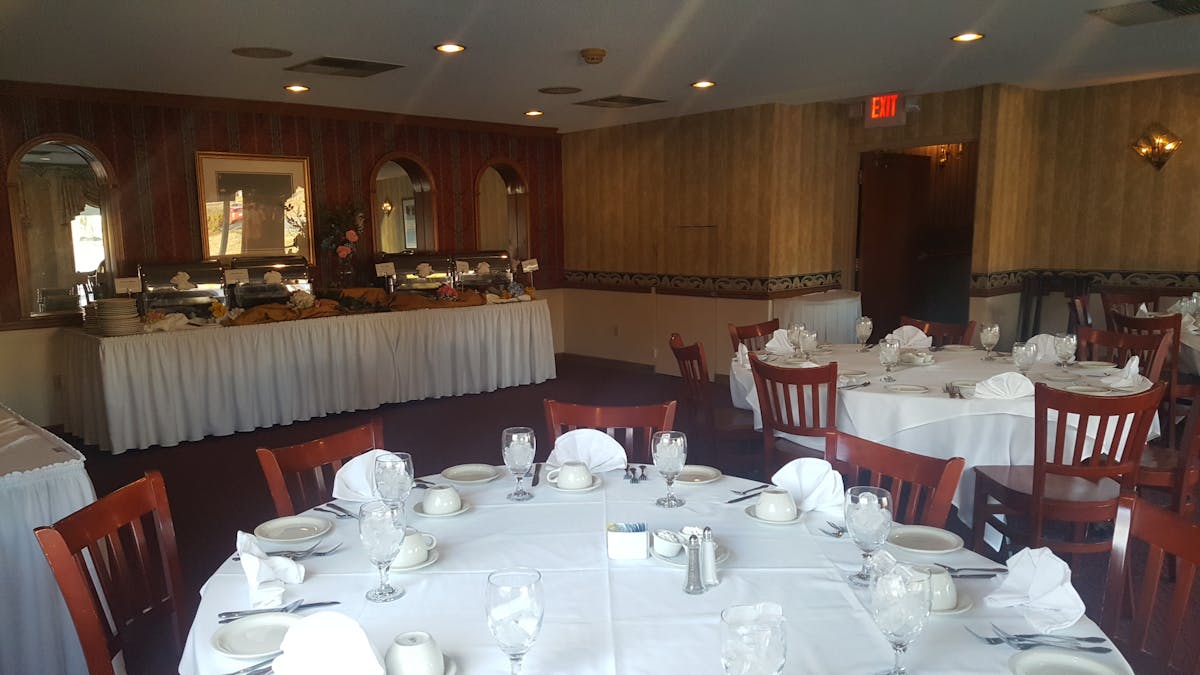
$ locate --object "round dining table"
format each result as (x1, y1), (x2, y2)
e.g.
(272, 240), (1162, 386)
(179, 467), (1132, 674)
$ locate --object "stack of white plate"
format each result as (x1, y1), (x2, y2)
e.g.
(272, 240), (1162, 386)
(93, 298), (143, 337)
(81, 302), (98, 333)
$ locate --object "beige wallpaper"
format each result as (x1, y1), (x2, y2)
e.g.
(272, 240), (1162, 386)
(477, 167), (509, 251)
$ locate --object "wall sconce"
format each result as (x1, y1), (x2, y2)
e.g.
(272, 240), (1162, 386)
(380, 199), (394, 215)
(1132, 124), (1182, 170)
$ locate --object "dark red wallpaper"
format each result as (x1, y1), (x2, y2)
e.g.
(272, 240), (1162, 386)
(0, 81), (563, 323)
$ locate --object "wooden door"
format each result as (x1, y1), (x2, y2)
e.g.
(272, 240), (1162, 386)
(857, 152), (931, 336)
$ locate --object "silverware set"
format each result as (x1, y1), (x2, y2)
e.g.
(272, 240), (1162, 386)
(964, 625), (1112, 653)
(624, 465), (649, 483)
(217, 599), (342, 623)
(839, 381), (872, 391)
(820, 521), (846, 538)
(313, 502), (357, 519)
(222, 655), (278, 675)
(725, 483), (770, 504)
(943, 383), (964, 399)
(230, 541), (343, 562)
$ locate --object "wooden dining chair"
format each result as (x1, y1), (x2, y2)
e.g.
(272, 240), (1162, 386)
(257, 417), (385, 517)
(34, 470), (187, 675)
(1100, 289), (1160, 331)
(899, 316), (977, 347)
(1103, 495), (1200, 675)
(1111, 312), (1193, 449)
(1076, 327), (1171, 384)
(727, 318), (779, 353)
(1066, 294), (1094, 334)
(971, 382), (1164, 561)
(824, 431), (965, 528)
(668, 333), (758, 445)
(543, 399), (677, 464)
(748, 353), (838, 474)
(1138, 392), (1200, 517)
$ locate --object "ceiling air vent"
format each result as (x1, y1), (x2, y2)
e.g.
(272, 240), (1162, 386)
(574, 95), (666, 109)
(285, 56), (402, 78)
(1089, 0), (1200, 26)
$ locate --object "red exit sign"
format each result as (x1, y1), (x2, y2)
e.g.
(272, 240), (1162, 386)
(864, 93), (907, 128)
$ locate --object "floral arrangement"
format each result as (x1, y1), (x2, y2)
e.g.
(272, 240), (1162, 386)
(209, 299), (227, 319)
(436, 283), (459, 301)
(319, 205), (366, 259)
(288, 290), (316, 311)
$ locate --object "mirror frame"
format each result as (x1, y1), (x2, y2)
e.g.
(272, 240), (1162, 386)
(369, 152), (437, 254)
(195, 151), (313, 262)
(473, 160), (530, 259)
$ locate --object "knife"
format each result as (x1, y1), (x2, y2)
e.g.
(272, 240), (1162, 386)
(323, 503), (358, 519)
(531, 463), (542, 487)
(725, 490), (767, 504)
(218, 601), (341, 620)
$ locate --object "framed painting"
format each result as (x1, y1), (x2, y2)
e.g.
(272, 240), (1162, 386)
(196, 152), (313, 261)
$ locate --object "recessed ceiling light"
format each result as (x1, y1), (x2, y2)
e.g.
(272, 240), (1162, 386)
(284, 84), (310, 93)
(232, 47), (293, 59)
(524, 110), (544, 117)
(691, 80), (716, 89)
(40, 156), (50, 161)
(435, 43), (466, 54)
(539, 86), (582, 95)
(951, 32), (984, 42)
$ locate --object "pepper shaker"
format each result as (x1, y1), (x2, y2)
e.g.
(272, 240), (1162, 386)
(683, 534), (705, 595)
(700, 527), (719, 588)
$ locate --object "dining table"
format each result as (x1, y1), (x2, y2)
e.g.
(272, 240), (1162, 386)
(179, 466), (1132, 674)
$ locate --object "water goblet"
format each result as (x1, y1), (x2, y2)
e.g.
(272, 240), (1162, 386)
(485, 567), (544, 675)
(374, 451), (415, 512)
(979, 323), (1000, 361)
(787, 323), (806, 357)
(359, 501), (407, 602)
(652, 430), (687, 508)
(501, 427), (536, 502)
(845, 486), (893, 587)
(721, 603), (787, 675)
(1012, 341), (1037, 375)
(868, 564), (932, 675)
(800, 329), (820, 361)
(856, 316), (874, 352)
(1054, 332), (1077, 371)
(878, 339), (900, 383)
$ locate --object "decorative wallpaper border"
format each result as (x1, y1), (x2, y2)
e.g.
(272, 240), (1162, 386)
(563, 270), (841, 298)
(970, 268), (1200, 295)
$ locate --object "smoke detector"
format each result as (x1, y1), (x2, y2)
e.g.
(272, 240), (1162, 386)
(579, 48), (607, 65)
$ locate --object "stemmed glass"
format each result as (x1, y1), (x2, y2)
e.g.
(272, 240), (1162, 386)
(856, 317), (874, 352)
(485, 567), (544, 675)
(1012, 341), (1037, 375)
(374, 452), (415, 513)
(652, 431), (687, 508)
(721, 603), (787, 675)
(799, 329), (819, 361)
(787, 323), (806, 357)
(979, 323), (1000, 361)
(878, 339), (900, 383)
(845, 486), (893, 587)
(359, 501), (407, 602)
(501, 427), (536, 502)
(1054, 333), (1077, 372)
(868, 565), (932, 675)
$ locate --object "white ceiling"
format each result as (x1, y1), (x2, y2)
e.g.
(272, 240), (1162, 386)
(2, 1), (1198, 133)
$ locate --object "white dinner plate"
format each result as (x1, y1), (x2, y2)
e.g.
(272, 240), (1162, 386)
(1008, 649), (1122, 675)
(941, 345), (976, 352)
(840, 369), (868, 378)
(744, 505), (801, 525)
(651, 544), (730, 567)
(885, 384), (930, 394)
(931, 596), (974, 615)
(676, 465), (722, 484)
(413, 502), (472, 518)
(549, 475), (603, 492)
(252, 516), (332, 544)
(440, 464), (501, 484)
(1076, 361), (1117, 369)
(887, 525), (964, 554)
(901, 358), (936, 367)
(391, 549), (440, 572)
(1042, 371), (1078, 382)
(950, 379), (977, 389)
(211, 613), (301, 659)
(1066, 385), (1110, 395)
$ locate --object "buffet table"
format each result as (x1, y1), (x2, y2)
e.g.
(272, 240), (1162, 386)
(774, 290), (862, 344)
(179, 468), (1131, 674)
(63, 300), (556, 453)
(0, 404), (96, 675)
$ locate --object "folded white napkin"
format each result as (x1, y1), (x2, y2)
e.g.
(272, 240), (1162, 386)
(236, 532), (306, 608)
(771, 458), (845, 513)
(973, 372), (1035, 399)
(1101, 355), (1145, 390)
(1183, 314), (1197, 333)
(146, 313), (190, 332)
(547, 428), (628, 472)
(1026, 334), (1059, 362)
(736, 343), (750, 367)
(1135, 302), (1150, 317)
(763, 329), (794, 355)
(883, 325), (932, 349)
(272, 611), (384, 675)
(331, 449), (390, 501)
(985, 548), (1086, 632)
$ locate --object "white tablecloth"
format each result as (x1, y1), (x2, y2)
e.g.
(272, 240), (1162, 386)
(179, 469), (1129, 674)
(774, 290), (862, 344)
(1180, 328), (1200, 375)
(0, 405), (97, 675)
(62, 301), (557, 453)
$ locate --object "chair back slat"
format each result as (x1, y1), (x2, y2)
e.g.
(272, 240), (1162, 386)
(900, 316), (976, 347)
(1077, 327), (1170, 383)
(728, 319), (779, 353)
(669, 333), (714, 430)
(1101, 290), (1161, 331)
(543, 399), (677, 464)
(1112, 313), (1182, 448)
(257, 418), (386, 517)
(749, 356), (837, 435)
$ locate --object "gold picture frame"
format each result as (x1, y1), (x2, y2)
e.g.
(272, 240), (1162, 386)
(196, 152), (313, 261)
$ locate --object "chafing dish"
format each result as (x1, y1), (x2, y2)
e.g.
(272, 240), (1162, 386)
(139, 261), (226, 317)
(380, 252), (454, 292)
(452, 250), (514, 290)
(227, 255), (312, 308)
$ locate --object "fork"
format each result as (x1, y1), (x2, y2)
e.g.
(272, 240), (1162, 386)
(826, 520), (847, 535)
(313, 506), (353, 519)
(990, 624), (1112, 652)
(291, 542), (343, 560)
(231, 540), (321, 562)
(819, 528), (844, 538)
(730, 483), (770, 495)
(934, 562), (1007, 574)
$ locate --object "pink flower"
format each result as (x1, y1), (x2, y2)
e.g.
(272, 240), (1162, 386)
(345, 230), (359, 243)
(336, 245), (352, 259)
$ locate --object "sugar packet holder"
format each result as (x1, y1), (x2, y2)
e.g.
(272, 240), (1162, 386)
(606, 522), (648, 560)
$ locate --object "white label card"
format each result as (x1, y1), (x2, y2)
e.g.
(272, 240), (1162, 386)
(521, 258), (540, 272)
(374, 262), (396, 277)
(114, 277), (142, 294)
(224, 268), (250, 284)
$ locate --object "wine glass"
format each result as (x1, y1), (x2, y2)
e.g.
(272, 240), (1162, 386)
(652, 431), (687, 508)
(374, 452), (414, 512)
(359, 501), (407, 602)
(787, 323), (806, 357)
(878, 339), (900, 383)
(856, 316), (874, 352)
(979, 323), (1000, 361)
(800, 329), (819, 361)
(845, 486), (893, 587)
(1054, 333), (1077, 372)
(501, 427), (536, 502)
(485, 567), (544, 675)
(721, 603), (787, 675)
(1012, 341), (1037, 375)
(868, 564), (932, 675)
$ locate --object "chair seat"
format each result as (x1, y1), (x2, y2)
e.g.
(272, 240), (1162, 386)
(712, 406), (756, 432)
(974, 464), (1121, 505)
(774, 437), (824, 460)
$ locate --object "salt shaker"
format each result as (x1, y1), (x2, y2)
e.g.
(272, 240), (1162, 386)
(683, 534), (705, 595)
(700, 527), (719, 588)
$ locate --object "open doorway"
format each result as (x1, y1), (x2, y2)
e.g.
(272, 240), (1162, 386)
(856, 142), (978, 336)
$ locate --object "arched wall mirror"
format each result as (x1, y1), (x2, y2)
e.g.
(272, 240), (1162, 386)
(372, 155), (435, 253)
(6, 137), (120, 317)
(476, 163), (529, 258)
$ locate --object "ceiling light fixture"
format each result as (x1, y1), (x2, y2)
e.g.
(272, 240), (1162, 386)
(951, 32), (985, 42)
(232, 47), (293, 59)
(538, 86), (582, 95)
(284, 84), (310, 93)
(435, 43), (466, 54)
(524, 110), (544, 117)
(691, 80), (715, 89)
(1132, 124), (1182, 170)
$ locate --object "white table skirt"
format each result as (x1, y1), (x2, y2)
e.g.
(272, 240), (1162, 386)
(62, 301), (557, 453)
(179, 469), (1130, 675)
(774, 290), (862, 344)
(0, 406), (97, 675)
